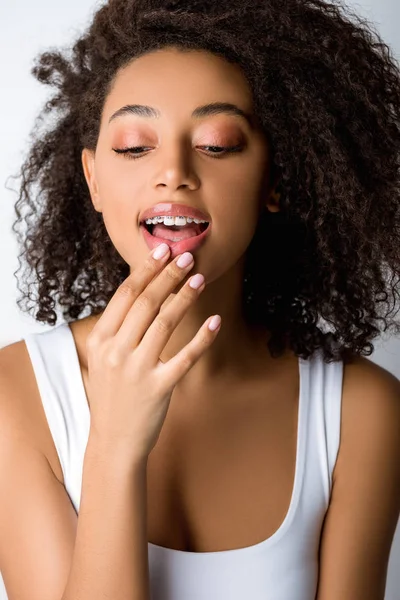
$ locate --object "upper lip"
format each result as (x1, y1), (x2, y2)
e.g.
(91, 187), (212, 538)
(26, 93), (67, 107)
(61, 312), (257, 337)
(139, 203), (211, 224)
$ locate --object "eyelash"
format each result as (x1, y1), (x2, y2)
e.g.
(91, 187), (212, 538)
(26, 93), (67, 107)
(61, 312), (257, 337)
(112, 145), (243, 160)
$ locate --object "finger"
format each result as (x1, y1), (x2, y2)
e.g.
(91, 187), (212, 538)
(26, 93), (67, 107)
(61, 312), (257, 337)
(156, 314), (222, 387)
(87, 243), (171, 343)
(114, 252), (196, 353)
(133, 271), (206, 364)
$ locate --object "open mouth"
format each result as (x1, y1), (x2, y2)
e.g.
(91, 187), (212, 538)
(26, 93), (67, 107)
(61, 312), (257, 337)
(140, 218), (211, 256)
(142, 221), (210, 240)
(141, 222), (210, 243)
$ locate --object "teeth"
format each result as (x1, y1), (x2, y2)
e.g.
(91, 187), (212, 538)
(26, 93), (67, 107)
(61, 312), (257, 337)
(144, 216), (208, 226)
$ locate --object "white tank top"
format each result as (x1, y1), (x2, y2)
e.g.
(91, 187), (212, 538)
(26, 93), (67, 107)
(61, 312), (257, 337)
(18, 321), (343, 600)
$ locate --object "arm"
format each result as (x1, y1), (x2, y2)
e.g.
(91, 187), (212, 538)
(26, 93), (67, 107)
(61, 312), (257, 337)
(62, 440), (150, 600)
(316, 356), (400, 600)
(0, 437), (78, 600)
(0, 344), (151, 600)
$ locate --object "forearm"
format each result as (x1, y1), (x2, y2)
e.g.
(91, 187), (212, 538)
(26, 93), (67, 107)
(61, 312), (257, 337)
(62, 438), (150, 600)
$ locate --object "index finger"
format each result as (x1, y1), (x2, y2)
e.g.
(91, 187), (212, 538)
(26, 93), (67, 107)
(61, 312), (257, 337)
(88, 243), (171, 342)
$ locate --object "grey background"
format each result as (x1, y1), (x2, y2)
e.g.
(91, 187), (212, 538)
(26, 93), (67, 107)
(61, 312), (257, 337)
(0, 1), (398, 598)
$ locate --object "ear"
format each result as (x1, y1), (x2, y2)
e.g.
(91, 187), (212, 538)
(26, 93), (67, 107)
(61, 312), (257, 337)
(265, 176), (282, 213)
(81, 148), (102, 212)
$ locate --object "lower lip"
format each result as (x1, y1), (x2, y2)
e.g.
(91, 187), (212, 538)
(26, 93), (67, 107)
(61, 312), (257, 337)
(140, 223), (212, 258)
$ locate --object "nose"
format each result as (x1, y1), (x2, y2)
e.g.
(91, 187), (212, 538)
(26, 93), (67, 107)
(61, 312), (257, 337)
(153, 143), (200, 192)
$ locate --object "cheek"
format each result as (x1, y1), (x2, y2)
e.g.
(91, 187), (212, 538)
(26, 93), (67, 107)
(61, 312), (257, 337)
(213, 166), (266, 237)
(210, 190), (261, 263)
(202, 217), (258, 290)
(94, 153), (141, 214)
(217, 147), (268, 199)
(206, 170), (265, 279)
(100, 206), (137, 267)
(95, 159), (130, 199)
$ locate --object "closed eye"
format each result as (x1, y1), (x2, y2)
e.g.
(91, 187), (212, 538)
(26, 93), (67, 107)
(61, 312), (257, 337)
(112, 145), (243, 160)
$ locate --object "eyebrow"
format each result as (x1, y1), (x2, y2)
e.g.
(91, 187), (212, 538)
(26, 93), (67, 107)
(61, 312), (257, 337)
(108, 102), (255, 128)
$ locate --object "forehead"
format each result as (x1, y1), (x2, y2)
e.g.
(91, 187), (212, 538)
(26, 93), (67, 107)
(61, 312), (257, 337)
(103, 47), (255, 120)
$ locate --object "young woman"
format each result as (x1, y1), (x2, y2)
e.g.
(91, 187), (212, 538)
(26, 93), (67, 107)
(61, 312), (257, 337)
(0, 1), (399, 599)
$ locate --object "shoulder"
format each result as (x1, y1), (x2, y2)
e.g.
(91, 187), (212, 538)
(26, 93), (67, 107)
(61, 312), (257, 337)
(0, 339), (51, 456)
(0, 338), (32, 401)
(0, 337), (35, 388)
(341, 352), (400, 398)
(341, 352), (400, 410)
(340, 355), (399, 461)
(315, 354), (400, 598)
(335, 353), (400, 482)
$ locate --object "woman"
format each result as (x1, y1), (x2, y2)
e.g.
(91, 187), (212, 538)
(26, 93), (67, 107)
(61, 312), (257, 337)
(0, 0), (399, 599)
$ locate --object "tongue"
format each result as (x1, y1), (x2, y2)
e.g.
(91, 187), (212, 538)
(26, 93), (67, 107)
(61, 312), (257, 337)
(152, 223), (201, 241)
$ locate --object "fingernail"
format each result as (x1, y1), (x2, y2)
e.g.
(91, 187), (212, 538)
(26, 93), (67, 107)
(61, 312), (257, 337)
(177, 252), (194, 269)
(153, 243), (170, 260)
(208, 315), (221, 332)
(189, 274), (205, 289)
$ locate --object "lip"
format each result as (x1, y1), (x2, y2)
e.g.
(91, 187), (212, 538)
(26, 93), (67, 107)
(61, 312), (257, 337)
(139, 203), (211, 225)
(140, 221), (212, 258)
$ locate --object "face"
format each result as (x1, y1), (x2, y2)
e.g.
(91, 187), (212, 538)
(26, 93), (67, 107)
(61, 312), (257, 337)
(82, 47), (278, 290)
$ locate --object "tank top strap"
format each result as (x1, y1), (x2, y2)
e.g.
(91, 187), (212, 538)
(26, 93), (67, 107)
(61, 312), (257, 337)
(307, 348), (344, 500)
(323, 352), (344, 488)
(24, 322), (90, 513)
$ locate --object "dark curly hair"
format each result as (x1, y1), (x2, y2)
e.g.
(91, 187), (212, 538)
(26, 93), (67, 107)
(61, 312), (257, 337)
(10, 0), (400, 364)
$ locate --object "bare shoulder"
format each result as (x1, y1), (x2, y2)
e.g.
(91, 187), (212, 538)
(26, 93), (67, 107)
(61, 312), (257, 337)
(0, 341), (78, 600)
(316, 353), (400, 599)
(0, 340), (33, 443)
(0, 339), (58, 473)
(342, 352), (400, 391)
(341, 353), (399, 439)
(335, 352), (400, 482)
(341, 352), (400, 401)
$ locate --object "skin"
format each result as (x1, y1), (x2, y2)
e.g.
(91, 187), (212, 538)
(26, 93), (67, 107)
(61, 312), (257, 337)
(0, 44), (398, 600)
(78, 47), (400, 598)
(81, 46), (283, 394)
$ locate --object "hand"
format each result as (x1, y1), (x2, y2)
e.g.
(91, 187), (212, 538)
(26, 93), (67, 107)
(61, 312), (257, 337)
(84, 244), (221, 463)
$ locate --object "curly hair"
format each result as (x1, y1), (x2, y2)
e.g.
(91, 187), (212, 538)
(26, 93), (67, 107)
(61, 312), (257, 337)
(11, 0), (400, 364)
